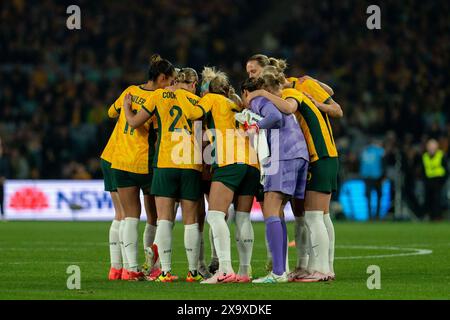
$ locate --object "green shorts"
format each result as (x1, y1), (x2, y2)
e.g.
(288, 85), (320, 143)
(306, 157), (339, 194)
(255, 183), (265, 203)
(212, 164), (260, 196)
(113, 169), (152, 195)
(100, 159), (117, 192)
(151, 168), (202, 201)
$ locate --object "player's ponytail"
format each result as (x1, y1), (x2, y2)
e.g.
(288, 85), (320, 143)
(202, 67), (229, 96)
(268, 57), (287, 73)
(262, 66), (286, 82)
(201, 67), (240, 105)
(175, 68), (198, 84)
(148, 54), (175, 81)
(227, 86), (243, 107)
(150, 54), (163, 64)
(201, 67), (218, 84)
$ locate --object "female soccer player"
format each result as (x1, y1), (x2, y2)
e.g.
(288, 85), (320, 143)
(109, 54), (175, 281)
(241, 73), (309, 283)
(247, 63), (342, 282)
(179, 67), (260, 284)
(197, 77), (239, 279)
(124, 68), (205, 283)
(247, 55), (340, 274)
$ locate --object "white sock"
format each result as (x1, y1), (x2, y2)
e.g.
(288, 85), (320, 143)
(154, 220), (173, 273)
(123, 217), (140, 272)
(184, 223), (200, 272)
(295, 216), (309, 269)
(234, 216), (241, 271)
(143, 223), (157, 251)
(227, 204), (236, 226)
(109, 220), (122, 270)
(198, 232), (206, 267)
(323, 213), (335, 274)
(207, 210), (233, 274)
(209, 227), (218, 261)
(305, 211), (330, 274)
(119, 220), (129, 270)
(235, 211), (254, 276)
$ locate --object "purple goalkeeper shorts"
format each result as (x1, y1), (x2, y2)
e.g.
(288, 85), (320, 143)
(263, 158), (308, 199)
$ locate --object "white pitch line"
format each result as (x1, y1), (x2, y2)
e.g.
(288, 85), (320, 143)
(0, 245), (432, 264)
(334, 245), (433, 260)
(0, 241), (108, 247)
(0, 248), (71, 251)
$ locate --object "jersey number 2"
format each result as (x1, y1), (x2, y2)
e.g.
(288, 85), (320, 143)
(169, 106), (182, 132)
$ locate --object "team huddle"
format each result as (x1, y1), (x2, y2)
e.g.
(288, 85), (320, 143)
(101, 53), (342, 284)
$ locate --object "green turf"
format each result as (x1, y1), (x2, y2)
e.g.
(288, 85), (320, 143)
(0, 221), (449, 300)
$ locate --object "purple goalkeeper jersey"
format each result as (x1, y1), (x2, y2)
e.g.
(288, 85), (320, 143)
(250, 96), (309, 161)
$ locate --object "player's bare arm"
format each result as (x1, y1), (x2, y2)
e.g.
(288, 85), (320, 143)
(304, 92), (343, 118)
(247, 89), (297, 114)
(123, 93), (151, 128)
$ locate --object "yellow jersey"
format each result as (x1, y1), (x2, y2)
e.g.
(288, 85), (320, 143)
(100, 123), (119, 163)
(287, 77), (331, 104)
(142, 89), (203, 171)
(100, 90), (123, 164)
(282, 88), (338, 162)
(196, 93), (259, 169)
(109, 85), (155, 174)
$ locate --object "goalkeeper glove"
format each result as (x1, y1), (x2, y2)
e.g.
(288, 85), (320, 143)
(244, 121), (259, 133)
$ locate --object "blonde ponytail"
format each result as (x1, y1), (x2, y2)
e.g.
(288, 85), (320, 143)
(262, 65), (286, 82)
(175, 68), (198, 83)
(201, 67), (221, 84)
(202, 67), (229, 96)
(227, 86), (242, 106)
(268, 57), (287, 73)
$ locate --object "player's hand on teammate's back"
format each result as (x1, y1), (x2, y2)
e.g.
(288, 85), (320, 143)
(124, 93), (132, 109)
(304, 92), (319, 107)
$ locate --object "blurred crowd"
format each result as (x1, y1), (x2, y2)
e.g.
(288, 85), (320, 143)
(0, 0), (266, 179)
(0, 0), (449, 213)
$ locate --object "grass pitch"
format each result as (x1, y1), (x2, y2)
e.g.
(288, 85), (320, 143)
(0, 220), (449, 300)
